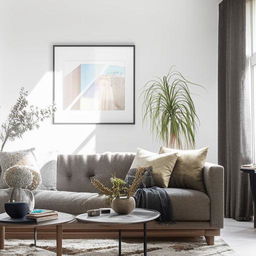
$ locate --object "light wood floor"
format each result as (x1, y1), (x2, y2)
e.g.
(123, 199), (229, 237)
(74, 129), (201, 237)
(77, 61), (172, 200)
(221, 218), (256, 256)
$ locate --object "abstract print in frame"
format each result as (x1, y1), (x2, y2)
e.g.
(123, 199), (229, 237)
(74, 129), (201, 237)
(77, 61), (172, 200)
(53, 45), (135, 124)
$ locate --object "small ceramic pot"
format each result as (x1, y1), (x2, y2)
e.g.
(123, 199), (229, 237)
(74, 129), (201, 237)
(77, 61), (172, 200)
(5, 202), (29, 219)
(111, 197), (135, 215)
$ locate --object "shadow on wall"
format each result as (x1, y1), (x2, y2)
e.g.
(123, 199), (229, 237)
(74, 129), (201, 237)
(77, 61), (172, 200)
(72, 130), (96, 154)
(26, 71), (98, 154)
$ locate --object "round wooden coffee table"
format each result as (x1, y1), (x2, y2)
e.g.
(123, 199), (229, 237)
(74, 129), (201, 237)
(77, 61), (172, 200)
(0, 211), (74, 256)
(76, 208), (160, 256)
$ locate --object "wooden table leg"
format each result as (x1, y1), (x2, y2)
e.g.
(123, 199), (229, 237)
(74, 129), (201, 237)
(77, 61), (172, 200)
(33, 227), (37, 247)
(56, 225), (62, 256)
(0, 226), (5, 249)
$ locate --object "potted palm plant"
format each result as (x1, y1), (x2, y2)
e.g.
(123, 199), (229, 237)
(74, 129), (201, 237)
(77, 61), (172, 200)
(142, 68), (199, 149)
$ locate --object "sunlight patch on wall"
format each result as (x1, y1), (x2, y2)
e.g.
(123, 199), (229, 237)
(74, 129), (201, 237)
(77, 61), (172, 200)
(5, 72), (97, 158)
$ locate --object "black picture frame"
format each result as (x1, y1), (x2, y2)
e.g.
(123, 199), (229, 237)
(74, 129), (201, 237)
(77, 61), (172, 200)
(53, 44), (135, 125)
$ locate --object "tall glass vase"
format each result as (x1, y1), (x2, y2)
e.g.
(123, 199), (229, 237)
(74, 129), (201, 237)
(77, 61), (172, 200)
(9, 188), (35, 213)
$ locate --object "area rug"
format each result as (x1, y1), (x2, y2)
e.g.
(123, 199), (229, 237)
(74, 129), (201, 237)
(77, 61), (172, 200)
(0, 237), (238, 256)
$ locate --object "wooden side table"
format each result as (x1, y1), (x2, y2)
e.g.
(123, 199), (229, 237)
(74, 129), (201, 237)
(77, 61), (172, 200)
(240, 168), (256, 228)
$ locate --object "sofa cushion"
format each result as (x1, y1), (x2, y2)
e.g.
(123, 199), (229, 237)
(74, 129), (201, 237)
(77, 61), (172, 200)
(34, 190), (110, 215)
(164, 188), (210, 221)
(39, 160), (57, 191)
(131, 148), (178, 187)
(0, 148), (38, 188)
(125, 167), (155, 188)
(57, 153), (135, 193)
(160, 147), (208, 192)
(33, 188), (209, 221)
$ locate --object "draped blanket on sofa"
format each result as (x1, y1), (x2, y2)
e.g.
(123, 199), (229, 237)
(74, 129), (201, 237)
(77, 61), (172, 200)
(134, 187), (174, 222)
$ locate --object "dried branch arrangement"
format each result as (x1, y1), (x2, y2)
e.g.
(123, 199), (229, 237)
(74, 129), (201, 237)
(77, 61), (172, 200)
(91, 168), (146, 198)
(0, 87), (56, 151)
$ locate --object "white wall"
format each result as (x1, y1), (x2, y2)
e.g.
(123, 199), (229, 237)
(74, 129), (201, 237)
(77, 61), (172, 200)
(0, 0), (219, 163)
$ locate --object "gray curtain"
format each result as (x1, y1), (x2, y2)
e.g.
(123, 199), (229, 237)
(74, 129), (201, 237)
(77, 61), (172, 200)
(218, 0), (253, 220)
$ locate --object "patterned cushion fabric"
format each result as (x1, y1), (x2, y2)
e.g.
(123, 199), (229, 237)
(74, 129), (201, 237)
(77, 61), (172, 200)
(159, 146), (208, 192)
(0, 148), (38, 188)
(124, 166), (155, 188)
(131, 148), (178, 188)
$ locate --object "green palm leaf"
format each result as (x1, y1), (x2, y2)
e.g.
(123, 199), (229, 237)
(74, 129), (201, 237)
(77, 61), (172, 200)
(142, 68), (200, 149)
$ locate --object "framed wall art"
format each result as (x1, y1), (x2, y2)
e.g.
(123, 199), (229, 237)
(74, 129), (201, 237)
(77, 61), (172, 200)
(53, 45), (135, 124)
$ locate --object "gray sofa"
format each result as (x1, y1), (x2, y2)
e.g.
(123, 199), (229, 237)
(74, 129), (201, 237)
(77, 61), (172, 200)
(0, 152), (224, 244)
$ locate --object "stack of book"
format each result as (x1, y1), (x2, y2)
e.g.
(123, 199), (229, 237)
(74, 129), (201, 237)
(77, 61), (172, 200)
(26, 210), (58, 223)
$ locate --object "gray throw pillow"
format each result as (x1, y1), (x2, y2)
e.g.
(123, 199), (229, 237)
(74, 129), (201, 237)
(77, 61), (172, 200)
(39, 160), (57, 191)
(125, 167), (155, 188)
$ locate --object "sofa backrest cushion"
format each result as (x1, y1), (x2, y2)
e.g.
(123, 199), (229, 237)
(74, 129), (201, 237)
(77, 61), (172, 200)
(57, 152), (135, 192)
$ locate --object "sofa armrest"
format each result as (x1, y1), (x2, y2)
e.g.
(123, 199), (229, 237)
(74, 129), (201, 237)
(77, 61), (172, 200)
(203, 162), (224, 228)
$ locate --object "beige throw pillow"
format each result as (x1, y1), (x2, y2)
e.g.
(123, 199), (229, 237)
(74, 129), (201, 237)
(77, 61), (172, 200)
(0, 148), (38, 188)
(159, 146), (208, 192)
(131, 148), (178, 187)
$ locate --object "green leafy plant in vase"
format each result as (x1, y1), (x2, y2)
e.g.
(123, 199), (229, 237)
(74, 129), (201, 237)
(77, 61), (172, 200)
(142, 68), (200, 149)
(91, 168), (145, 214)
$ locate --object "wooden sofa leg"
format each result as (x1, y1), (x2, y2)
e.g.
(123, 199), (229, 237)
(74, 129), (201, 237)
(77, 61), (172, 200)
(205, 236), (214, 245)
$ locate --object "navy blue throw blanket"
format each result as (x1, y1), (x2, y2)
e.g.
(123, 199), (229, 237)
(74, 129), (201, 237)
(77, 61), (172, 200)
(134, 186), (174, 222)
